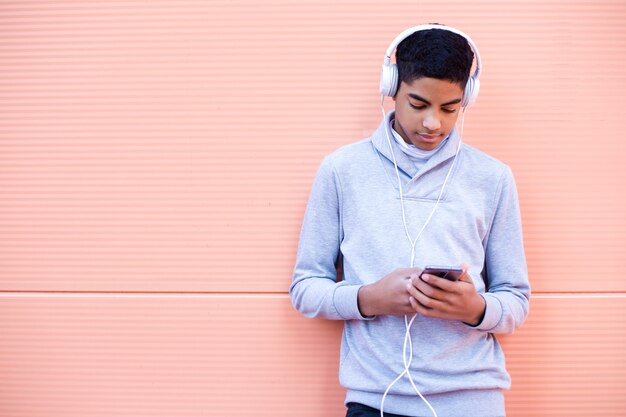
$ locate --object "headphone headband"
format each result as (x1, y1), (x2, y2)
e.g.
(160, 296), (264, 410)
(383, 24), (482, 79)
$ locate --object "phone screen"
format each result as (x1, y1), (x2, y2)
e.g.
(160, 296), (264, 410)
(420, 266), (463, 281)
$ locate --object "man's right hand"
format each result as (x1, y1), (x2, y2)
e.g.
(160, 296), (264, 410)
(357, 267), (423, 317)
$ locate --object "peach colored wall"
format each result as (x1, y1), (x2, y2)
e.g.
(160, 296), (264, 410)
(1, 1), (625, 416)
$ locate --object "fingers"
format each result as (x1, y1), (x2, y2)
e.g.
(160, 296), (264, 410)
(409, 295), (421, 311)
(458, 262), (472, 283)
(406, 280), (446, 310)
(408, 291), (445, 317)
(414, 272), (456, 292)
(409, 277), (443, 301)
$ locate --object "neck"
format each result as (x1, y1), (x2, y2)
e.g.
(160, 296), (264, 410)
(392, 120), (412, 146)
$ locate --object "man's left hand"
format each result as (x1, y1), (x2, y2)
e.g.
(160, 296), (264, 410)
(406, 263), (486, 326)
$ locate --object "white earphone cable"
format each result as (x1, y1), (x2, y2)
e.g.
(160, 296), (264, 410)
(379, 97), (466, 417)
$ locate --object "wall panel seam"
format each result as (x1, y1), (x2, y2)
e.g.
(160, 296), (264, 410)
(1, 291), (626, 299)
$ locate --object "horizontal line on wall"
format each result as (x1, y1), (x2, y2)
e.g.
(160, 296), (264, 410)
(0, 291), (289, 298)
(531, 293), (626, 299)
(1, 291), (626, 299)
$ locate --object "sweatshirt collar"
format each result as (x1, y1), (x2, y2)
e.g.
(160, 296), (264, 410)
(371, 110), (462, 179)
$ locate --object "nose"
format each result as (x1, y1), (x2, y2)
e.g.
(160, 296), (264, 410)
(422, 114), (441, 131)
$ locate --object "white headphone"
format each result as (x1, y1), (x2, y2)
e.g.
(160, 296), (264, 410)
(379, 24), (482, 108)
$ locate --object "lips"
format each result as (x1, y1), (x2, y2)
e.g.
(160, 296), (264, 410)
(417, 133), (441, 141)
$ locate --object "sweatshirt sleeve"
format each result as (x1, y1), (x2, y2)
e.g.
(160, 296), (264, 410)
(471, 167), (531, 333)
(289, 156), (373, 321)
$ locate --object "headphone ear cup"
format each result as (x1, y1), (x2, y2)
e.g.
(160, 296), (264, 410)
(388, 64), (399, 97)
(380, 63), (399, 97)
(462, 76), (480, 107)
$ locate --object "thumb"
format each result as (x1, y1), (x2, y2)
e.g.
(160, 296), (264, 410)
(458, 262), (472, 283)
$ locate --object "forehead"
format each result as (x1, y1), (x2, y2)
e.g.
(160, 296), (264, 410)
(400, 77), (464, 103)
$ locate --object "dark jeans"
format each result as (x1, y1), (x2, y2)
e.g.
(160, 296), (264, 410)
(346, 402), (410, 417)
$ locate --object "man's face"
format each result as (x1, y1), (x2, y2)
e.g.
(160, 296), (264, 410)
(393, 77), (464, 150)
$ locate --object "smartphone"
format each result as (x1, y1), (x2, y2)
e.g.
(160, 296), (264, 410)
(420, 265), (464, 282)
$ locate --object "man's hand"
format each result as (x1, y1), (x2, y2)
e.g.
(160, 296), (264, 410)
(406, 263), (486, 326)
(358, 267), (423, 317)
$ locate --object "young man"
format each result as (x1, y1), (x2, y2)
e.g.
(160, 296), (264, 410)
(290, 25), (530, 417)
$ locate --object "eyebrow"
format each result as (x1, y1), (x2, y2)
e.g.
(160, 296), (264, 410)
(408, 93), (462, 106)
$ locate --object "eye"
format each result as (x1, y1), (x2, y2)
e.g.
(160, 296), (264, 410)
(442, 108), (457, 114)
(409, 103), (426, 110)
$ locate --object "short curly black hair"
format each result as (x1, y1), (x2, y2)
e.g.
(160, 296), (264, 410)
(396, 26), (474, 89)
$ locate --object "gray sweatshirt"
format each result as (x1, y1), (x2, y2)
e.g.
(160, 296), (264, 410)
(290, 111), (530, 417)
